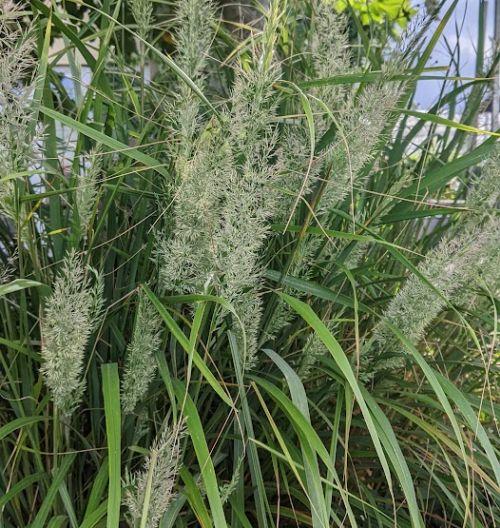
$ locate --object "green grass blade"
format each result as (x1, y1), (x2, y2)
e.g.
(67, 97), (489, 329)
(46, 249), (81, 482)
(228, 333), (270, 528)
(101, 364), (121, 528)
(278, 293), (395, 496)
(79, 501), (108, 528)
(0, 416), (44, 441)
(47, 516), (68, 528)
(263, 349), (356, 527)
(29, 454), (76, 528)
(0, 280), (42, 298)
(173, 381), (228, 528)
(0, 472), (45, 509)
(82, 460), (108, 521)
(142, 285), (232, 407)
(179, 467), (213, 528)
(401, 109), (499, 137)
(39, 106), (169, 179)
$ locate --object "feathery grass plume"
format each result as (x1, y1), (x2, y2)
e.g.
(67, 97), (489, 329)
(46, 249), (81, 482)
(269, 8), (398, 339)
(172, 0), (215, 162)
(425, 0), (439, 14)
(318, 80), (401, 214)
(175, 0), (214, 79)
(0, 179), (17, 226)
(365, 148), (500, 376)
(311, 2), (349, 83)
(160, 1), (282, 368)
(157, 122), (229, 293)
(264, 3), (353, 337)
(41, 250), (103, 416)
(275, 2), (351, 218)
(131, 0), (153, 42)
(0, 249), (17, 284)
(121, 292), (162, 414)
(75, 147), (102, 236)
(213, 64), (281, 368)
(226, 28), (282, 368)
(215, 70), (280, 296)
(343, 240), (370, 269)
(310, 1), (350, 134)
(157, 1), (216, 288)
(366, 217), (500, 375)
(274, 126), (318, 218)
(449, 148), (500, 301)
(458, 228), (500, 300)
(0, 1), (36, 227)
(209, 0), (283, 363)
(219, 459), (242, 504)
(125, 422), (185, 528)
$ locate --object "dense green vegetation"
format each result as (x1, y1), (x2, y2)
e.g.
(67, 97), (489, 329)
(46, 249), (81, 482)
(0, 0), (498, 527)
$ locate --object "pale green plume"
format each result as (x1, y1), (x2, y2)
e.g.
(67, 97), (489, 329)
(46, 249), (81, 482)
(0, 1), (36, 231)
(276, 1), (351, 218)
(367, 149), (500, 375)
(310, 1), (350, 134)
(319, 80), (401, 214)
(157, 122), (229, 293)
(380, 224), (496, 337)
(211, 34), (282, 368)
(465, 148), (500, 219)
(125, 422), (185, 528)
(122, 292), (162, 414)
(157, 0), (217, 284)
(131, 0), (154, 42)
(172, 0), (215, 162)
(159, 2), (283, 369)
(41, 250), (104, 416)
(75, 147), (102, 236)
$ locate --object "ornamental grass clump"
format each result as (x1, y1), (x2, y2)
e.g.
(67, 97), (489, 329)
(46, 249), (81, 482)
(1, 0), (500, 526)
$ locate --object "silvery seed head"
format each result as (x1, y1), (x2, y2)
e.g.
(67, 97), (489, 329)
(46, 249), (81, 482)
(41, 250), (104, 417)
(365, 216), (500, 376)
(125, 421), (186, 528)
(75, 147), (102, 236)
(0, 1), (37, 230)
(121, 292), (162, 414)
